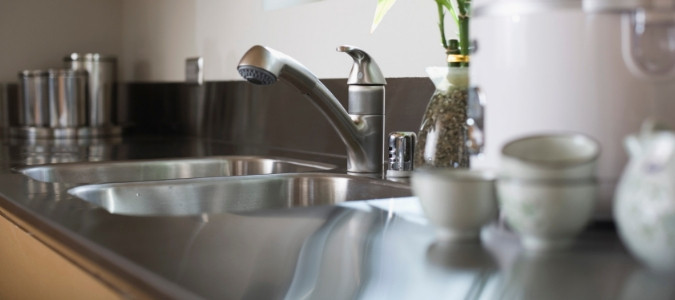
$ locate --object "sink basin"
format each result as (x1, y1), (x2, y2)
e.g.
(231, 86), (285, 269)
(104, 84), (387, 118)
(16, 156), (336, 184)
(68, 173), (411, 216)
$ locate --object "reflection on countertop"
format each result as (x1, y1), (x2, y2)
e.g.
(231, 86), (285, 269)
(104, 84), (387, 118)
(0, 136), (673, 300)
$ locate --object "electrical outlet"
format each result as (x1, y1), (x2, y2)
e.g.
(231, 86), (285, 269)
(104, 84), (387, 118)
(186, 57), (203, 85)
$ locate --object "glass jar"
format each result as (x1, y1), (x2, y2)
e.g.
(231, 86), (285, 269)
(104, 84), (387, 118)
(414, 66), (470, 168)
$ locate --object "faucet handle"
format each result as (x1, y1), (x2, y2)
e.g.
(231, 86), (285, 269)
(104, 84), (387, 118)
(337, 45), (386, 85)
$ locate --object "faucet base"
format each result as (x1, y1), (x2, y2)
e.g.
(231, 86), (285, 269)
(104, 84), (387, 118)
(346, 114), (384, 174)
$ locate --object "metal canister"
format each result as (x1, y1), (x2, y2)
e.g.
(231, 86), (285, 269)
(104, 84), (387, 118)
(18, 70), (50, 127)
(48, 69), (88, 128)
(64, 53), (117, 126)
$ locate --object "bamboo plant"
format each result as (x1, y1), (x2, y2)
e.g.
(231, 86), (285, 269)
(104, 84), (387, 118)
(371, 0), (471, 67)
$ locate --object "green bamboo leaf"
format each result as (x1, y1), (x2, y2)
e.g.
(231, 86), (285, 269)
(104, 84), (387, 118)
(371, 0), (397, 33)
(436, 0), (458, 24)
(437, 0), (452, 10)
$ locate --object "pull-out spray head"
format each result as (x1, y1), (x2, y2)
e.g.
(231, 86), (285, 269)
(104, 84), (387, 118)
(236, 46), (282, 85)
(237, 45), (322, 93)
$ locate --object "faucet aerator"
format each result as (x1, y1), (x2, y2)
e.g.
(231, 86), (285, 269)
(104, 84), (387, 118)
(237, 66), (277, 85)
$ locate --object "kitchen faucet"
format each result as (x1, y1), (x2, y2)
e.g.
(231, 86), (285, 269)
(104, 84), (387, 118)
(237, 45), (386, 174)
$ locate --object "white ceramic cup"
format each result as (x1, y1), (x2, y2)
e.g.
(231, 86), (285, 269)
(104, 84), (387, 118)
(412, 168), (498, 241)
(497, 178), (597, 251)
(501, 134), (601, 180)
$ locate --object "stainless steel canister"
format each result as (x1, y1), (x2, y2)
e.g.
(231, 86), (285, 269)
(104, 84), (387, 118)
(48, 69), (87, 127)
(18, 70), (50, 127)
(64, 53), (117, 126)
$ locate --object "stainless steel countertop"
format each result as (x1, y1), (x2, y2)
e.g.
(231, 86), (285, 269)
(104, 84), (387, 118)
(0, 136), (673, 300)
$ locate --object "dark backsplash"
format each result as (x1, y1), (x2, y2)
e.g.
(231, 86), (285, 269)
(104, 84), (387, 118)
(122, 78), (435, 157)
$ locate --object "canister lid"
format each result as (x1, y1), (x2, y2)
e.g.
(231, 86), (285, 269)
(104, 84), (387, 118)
(47, 69), (88, 77)
(64, 53), (117, 62)
(18, 70), (48, 77)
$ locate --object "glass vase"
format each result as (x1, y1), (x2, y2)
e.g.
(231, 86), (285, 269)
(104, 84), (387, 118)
(414, 66), (470, 168)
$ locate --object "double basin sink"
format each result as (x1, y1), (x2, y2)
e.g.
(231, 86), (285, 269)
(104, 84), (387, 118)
(17, 156), (411, 216)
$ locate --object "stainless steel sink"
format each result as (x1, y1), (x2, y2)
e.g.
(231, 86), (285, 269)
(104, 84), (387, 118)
(68, 173), (411, 216)
(16, 156), (336, 184)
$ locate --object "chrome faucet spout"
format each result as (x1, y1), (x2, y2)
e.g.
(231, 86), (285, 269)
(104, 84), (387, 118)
(237, 45), (385, 174)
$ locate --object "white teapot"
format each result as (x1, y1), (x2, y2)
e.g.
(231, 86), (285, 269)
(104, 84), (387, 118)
(615, 119), (675, 272)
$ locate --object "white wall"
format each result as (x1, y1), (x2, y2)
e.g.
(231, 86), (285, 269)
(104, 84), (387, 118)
(121, 0), (197, 82)
(122, 0), (454, 82)
(0, 0), (123, 83)
(0, 0), (453, 82)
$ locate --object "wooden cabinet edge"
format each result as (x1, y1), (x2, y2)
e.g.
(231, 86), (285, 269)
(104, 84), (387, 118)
(0, 206), (155, 300)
